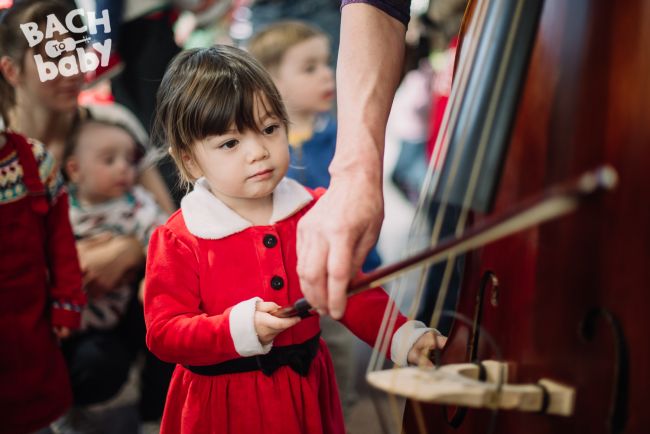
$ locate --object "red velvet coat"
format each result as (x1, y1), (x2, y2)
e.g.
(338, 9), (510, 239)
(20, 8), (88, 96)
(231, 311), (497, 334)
(145, 178), (414, 434)
(0, 132), (84, 434)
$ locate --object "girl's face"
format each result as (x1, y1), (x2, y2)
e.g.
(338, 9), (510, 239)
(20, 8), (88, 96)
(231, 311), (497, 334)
(66, 123), (138, 204)
(187, 96), (290, 210)
(18, 45), (84, 113)
(272, 35), (335, 115)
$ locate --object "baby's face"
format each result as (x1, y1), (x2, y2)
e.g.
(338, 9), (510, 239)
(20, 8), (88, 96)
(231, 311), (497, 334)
(71, 122), (137, 203)
(273, 35), (335, 115)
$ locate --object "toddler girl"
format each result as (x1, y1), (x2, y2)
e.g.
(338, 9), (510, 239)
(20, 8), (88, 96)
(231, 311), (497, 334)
(145, 45), (444, 434)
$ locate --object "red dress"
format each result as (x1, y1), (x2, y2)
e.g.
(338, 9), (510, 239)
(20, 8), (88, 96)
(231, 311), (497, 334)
(0, 132), (85, 434)
(145, 178), (414, 434)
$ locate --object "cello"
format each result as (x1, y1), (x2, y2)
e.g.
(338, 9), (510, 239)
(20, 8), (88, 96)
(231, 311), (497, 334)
(274, 0), (648, 432)
(367, 0), (649, 433)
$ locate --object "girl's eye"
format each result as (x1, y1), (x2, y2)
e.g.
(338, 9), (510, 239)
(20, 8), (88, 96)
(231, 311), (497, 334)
(263, 124), (279, 135)
(220, 140), (238, 149)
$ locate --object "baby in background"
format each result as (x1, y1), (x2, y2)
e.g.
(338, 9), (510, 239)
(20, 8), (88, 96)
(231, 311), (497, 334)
(63, 119), (167, 330)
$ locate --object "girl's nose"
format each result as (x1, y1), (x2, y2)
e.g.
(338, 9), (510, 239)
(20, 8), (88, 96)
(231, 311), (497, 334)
(248, 142), (270, 163)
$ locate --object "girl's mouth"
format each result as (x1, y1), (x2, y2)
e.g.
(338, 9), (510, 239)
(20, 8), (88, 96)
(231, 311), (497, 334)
(249, 168), (274, 180)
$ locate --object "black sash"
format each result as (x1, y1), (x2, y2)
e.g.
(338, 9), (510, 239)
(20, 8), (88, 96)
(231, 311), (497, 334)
(186, 333), (320, 377)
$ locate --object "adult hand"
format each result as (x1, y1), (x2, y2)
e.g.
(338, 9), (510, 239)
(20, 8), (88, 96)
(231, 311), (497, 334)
(254, 301), (301, 345)
(297, 173), (384, 319)
(77, 234), (145, 298)
(296, 4), (405, 319)
(53, 325), (71, 341)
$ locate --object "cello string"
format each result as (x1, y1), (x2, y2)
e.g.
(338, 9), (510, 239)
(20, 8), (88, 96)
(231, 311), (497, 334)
(427, 0), (505, 247)
(364, 0), (488, 427)
(412, 400), (429, 434)
(366, 0), (489, 377)
(396, 0), (499, 345)
(428, 0), (526, 334)
(400, 0), (487, 332)
(404, 0), (494, 334)
(362, 3), (504, 428)
(375, 0), (490, 372)
(414, 2), (528, 420)
(364, 7), (493, 434)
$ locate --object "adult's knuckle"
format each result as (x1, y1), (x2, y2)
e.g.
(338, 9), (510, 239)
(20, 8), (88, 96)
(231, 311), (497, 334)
(329, 264), (350, 280)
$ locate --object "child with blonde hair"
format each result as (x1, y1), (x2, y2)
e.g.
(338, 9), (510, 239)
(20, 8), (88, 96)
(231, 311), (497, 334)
(248, 20), (382, 270)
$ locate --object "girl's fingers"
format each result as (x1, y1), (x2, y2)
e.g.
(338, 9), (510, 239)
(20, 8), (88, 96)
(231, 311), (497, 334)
(434, 334), (447, 349)
(53, 326), (71, 339)
(255, 301), (279, 312)
(261, 313), (301, 330)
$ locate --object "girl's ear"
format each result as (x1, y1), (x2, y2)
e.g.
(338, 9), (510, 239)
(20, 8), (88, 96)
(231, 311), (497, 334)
(64, 157), (81, 184)
(0, 56), (21, 87)
(181, 151), (203, 179)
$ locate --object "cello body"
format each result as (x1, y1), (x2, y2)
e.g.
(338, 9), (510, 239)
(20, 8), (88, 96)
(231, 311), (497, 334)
(403, 0), (650, 433)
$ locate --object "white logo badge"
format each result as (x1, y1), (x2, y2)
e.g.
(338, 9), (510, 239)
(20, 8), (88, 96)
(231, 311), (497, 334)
(19, 8), (112, 82)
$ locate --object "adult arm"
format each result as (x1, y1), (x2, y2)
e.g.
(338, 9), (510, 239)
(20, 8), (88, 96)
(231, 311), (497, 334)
(297, 2), (407, 319)
(45, 191), (86, 329)
(28, 141), (86, 329)
(77, 234), (145, 297)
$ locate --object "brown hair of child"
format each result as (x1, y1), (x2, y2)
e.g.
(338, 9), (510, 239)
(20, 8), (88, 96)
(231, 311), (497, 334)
(151, 45), (289, 190)
(247, 20), (327, 73)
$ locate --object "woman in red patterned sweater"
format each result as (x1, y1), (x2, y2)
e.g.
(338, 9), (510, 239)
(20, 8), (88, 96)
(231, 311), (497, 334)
(0, 128), (85, 434)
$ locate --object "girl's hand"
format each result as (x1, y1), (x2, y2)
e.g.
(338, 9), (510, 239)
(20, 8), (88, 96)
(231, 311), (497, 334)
(53, 326), (71, 341)
(254, 301), (301, 345)
(407, 331), (447, 367)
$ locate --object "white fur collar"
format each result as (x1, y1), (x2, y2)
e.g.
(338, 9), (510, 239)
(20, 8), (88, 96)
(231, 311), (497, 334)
(181, 177), (313, 239)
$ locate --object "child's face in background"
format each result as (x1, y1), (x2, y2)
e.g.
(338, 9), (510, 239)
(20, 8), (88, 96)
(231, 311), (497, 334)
(187, 96), (290, 209)
(66, 123), (137, 204)
(272, 35), (335, 115)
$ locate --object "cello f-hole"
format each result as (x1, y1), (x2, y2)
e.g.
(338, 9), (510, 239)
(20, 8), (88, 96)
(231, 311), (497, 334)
(444, 272), (499, 429)
(468, 271), (500, 362)
(579, 308), (630, 434)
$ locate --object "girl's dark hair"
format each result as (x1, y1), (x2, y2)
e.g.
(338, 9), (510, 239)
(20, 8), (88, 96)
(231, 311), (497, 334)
(151, 45), (289, 188)
(0, 0), (84, 123)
